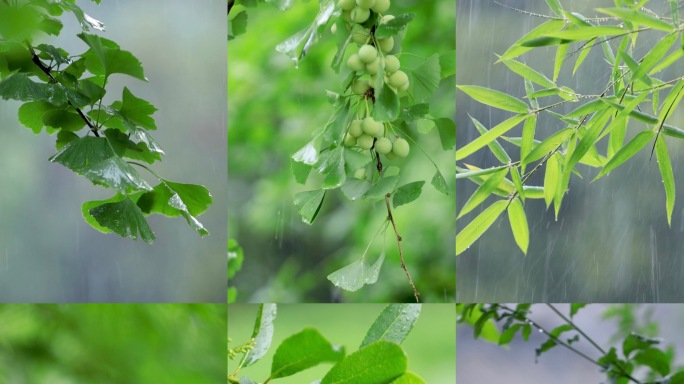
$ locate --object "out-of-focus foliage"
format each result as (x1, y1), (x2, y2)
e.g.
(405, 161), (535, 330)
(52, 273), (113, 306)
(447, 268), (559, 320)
(0, 304), (225, 383)
(228, 0), (455, 303)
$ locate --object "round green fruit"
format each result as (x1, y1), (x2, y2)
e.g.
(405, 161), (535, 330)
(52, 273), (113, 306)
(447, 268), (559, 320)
(392, 137), (409, 157)
(356, 0), (375, 8)
(366, 57), (381, 75)
(377, 37), (394, 53)
(352, 79), (370, 95)
(384, 55), (400, 73)
(344, 133), (357, 147)
(388, 70), (408, 89)
(398, 80), (409, 92)
(347, 53), (365, 71)
(375, 137), (392, 154)
(351, 6), (370, 23)
(358, 44), (378, 63)
(354, 168), (366, 180)
(351, 28), (370, 45)
(371, 0), (390, 13)
(362, 116), (383, 137)
(357, 134), (374, 150)
(349, 119), (363, 137)
(338, 0), (356, 10)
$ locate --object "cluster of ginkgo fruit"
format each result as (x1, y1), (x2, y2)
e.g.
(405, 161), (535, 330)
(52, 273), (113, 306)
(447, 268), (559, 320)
(335, 0), (411, 176)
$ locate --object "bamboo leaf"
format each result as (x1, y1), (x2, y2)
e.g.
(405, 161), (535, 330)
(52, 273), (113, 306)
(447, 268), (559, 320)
(543, 153), (559, 208)
(553, 43), (568, 82)
(597, 8), (676, 32)
(566, 108), (612, 171)
(456, 200), (507, 256)
(630, 33), (678, 84)
(544, 26), (627, 41)
(594, 130), (655, 180)
(457, 114), (528, 161)
(507, 197), (529, 255)
(470, 115), (511, 163)
(457, 85), (529, 113)
(573, 38), (594, 75)
(458, 168), (509, 219)
(522, 128), (574, 166)
(655, 136), (675, 226)
(500, 57), (556, 89)
(498, 19), (566, 62)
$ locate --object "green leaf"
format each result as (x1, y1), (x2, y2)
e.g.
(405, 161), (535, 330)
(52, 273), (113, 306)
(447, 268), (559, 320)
(316, 147), (346, 189)
(553, 43), (569, 81)
(597, 8), (675, 32)
(456, 164), (510, 180)
(56, 131), (79, 149)
(86, 195), (155, 243)
(633, 348), (670, 376)
(457, 85), (529, 113)
(400, 103), (429, 122)
(470, 115), (510, 163)
(0, 73), (87, 106)
(374, 83), (400, 121)
(117, 87), (157, 130)
(392, 181), (425, 209)
(360, 304), (421, 348)
(458, 168), (508, 219)
(136, 180), (212, 236)
(243, 304), (277, 367)
(364, 175), (400, 200)
(520, 114), (537, 169)
(17, 101), (53, 134)
(456, 114), (528, 161)
(544, 26), (627, 41)
(408, 54), (441, 102)
(390, 372), (426, 384)
(573, 38), (595, 75)
(321, 341), (406, 384)
(507, 197), (529, 255)
(456, 200), (507, 255)
(565, 108), (612, 171)
(543, 153), (560, 208)
(228, 10), (248, 39)
(570, 304), (586, 318)
(291, 158), (312, 184)
(431, 170), (449, 195)
(545, 0), (564, 16)
(595, 130), (655, 180)
(270, 328), (345, 379)
(435, 118), (456, 150)
(498, 19), (566, 61)
(522, 128), (574, 166)
(375, 13), (415, 39)
(79, 33), (146, 81)
(439, 50), (455, 78)
(655, 136), (675, 226)
(327, 252), (385, 292)
(630, 33), (678, 84)
(49, 136), (152, 193)
(500, 58), (555, 88)
(623, 333), (662, 358)
(42, 109), (86, 132)
(294, 189), (325, 225)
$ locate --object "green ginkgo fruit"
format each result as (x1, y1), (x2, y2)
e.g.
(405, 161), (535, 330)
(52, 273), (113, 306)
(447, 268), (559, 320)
(371, 0), (390, 13)
(357, 134), (374, 150)
(392, 137), (409, 157)
(358, 44), (378, 63)
(377, 37), (394, 53)
(352, 79), (370, 95)
(348, 119), (363, 137)
(375, 137), (392, 154)
(351, 6), (370, 23)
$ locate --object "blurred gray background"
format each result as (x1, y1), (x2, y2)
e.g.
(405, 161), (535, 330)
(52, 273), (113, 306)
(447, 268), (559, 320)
(457, 0), (684, 302)
(0, 0), (226, 302)
(457, 304), (684, 384)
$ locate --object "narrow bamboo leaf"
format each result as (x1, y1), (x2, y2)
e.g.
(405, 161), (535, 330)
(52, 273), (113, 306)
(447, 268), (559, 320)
(522, 36), (571, 47)
(526, 88), (562, 99)
(602, 99), (659, 124)
(459, 165), (515, 197)
(650, 49), (683, 75)
(564, 12), (592, 27)
(458, 168), (508, 219)
(360, 304), (421, 348)
(597, 91), (650, 143)
(502, 136), (541, 148)
(609, 114), (628, 158)
(498, 19), (566, 61)
(573, 38), (594, 75)
(500, 57), (555, 88)
(507, 198), (529, 255)
(655, 136), (675, 226)
(470, 115), (511, 163)
(457, 85), (529, 113)
(544, 26), (627, 41)
(327, 252), (385, 292)
(392, 181), (425, 209)
(597, 8), (675, 32)
(658, 80), (684, 122)
(321, 341), (406, 384)
(520, 114), (537, 170)
(595, 130), (655, 180)
(522, 128), (574, 166)
(294, 189), (325, 225)
(545, 0), (563, 16)
(456, 200), (507, 256)
(243, 304), (277, 367)
(456, 164), (510, 180)
(510, 167), (525, 203)
(457, 114), (528, 161)
(663, 125), (684, 140)
(543, 154), (559, 208)
(523, 79), (539, 110)
(566, 108), (612, 171)
(270, 328), (345, 379)
(630, 33), (678, 84)
(524, 186), (545, 199)
(553, 43), (568, 82)
(566, 99), (609, 119)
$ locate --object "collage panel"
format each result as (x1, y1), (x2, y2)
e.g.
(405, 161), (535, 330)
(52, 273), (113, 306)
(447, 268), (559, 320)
(0, 0), (227, 302)
(0, 304), (226, 383)
(228, 303), (455, 383)
(457, 304), (684, 383)
(457, 0), (684, 302)
(228, 0), (456, 304)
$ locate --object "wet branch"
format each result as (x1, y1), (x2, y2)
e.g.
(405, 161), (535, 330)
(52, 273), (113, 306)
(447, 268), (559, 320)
(27, 43), (100, 137)
(385, 193), (420, 303)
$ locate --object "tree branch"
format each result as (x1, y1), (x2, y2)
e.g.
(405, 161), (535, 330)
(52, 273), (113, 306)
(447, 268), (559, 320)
(385, 193), (420, 303)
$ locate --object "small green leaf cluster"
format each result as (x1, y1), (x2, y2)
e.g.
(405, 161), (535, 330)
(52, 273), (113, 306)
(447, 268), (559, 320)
(457, 0), (684, 256)
(228, 303), (426, 384)
(458, 303), (684, 384)
(0, 0), (212, 243)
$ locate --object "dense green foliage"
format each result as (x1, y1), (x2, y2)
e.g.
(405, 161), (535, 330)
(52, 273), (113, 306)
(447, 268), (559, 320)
(0, 304), (225, 383)
(228, 0), (455, 303)
(457, 0), (684, 255)
(228, 303), (427, 383)
(458, 303), (684, 384)
(0, 0), (212, 243)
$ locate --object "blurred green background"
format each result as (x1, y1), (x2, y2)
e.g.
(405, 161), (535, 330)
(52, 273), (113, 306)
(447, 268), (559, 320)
(0, 0), (226, 302)
(228, 0), (455, 303)
(228, 303), (455, 383)
(457, 0), (684, 302)
(0, 304), (225, 383)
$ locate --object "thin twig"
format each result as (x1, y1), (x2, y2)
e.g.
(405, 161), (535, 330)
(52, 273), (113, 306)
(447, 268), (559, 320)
(385, 193), (420, 303)
(547, 304), (606, 355)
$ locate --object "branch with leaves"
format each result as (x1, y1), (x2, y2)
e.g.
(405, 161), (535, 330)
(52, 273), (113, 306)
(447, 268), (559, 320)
(228, 303), (425, 383)
(457, 0), (684, 256)
(0, 0), (212, 243)
(457, 303), (684, 384)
